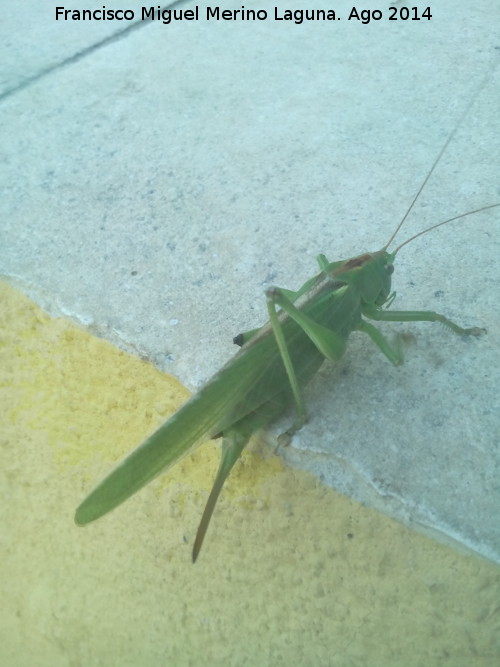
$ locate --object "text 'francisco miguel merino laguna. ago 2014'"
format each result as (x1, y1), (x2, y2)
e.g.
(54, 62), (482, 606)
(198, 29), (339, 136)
(55, 6), (433, 25)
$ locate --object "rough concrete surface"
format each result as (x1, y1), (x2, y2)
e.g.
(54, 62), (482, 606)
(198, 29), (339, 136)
(1, 0), (499, 563)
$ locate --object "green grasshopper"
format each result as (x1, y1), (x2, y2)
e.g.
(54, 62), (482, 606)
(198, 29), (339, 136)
(75, 127), (498, 562)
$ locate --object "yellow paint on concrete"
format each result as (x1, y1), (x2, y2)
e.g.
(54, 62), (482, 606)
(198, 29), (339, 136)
(1, 280), (499, 666)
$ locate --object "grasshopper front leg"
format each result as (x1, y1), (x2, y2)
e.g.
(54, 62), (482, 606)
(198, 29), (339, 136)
(363, 305), (485, 336)
(356, 305), (484, 366)
(356, 320), (404, 365)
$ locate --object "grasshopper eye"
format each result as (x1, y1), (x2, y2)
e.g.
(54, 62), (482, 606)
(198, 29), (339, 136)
(387, 264), (394, 275)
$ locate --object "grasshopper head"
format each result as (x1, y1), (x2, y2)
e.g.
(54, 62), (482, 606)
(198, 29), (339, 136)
(335, 249), (395, 306)
(373, 250), (396, 306)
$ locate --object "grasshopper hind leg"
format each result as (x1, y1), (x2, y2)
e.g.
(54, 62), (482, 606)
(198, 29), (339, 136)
(192, 431), (248, 563)
(192, 394), (289, 562)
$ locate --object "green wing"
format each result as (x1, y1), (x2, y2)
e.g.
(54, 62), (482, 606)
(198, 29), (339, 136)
(75, 323), (305, 526)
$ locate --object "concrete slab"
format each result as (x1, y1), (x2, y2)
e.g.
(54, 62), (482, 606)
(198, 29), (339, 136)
(1, 0), (499, 562)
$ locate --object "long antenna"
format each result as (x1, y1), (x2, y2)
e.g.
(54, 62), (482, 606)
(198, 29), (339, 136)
(393, 203), (500, 254)
(384, 72), (495, 251)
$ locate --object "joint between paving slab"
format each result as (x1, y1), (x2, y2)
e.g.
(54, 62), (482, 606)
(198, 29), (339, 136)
(0, 0), (191, 103)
